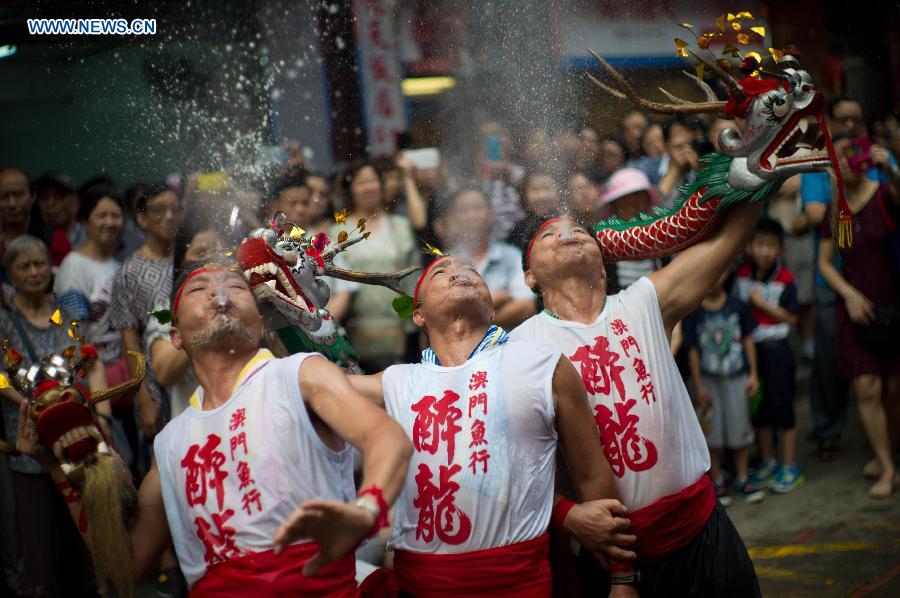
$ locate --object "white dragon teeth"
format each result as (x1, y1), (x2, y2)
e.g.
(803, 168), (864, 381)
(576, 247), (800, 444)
(50, 425), (103, 464)
(52, 440), (65, 463)
(242, 262), (279, 278)
(97, 442), (109, 454)
(798, 118), (809, 134)
(265, 279), (277, 291)
(275, 269), (300, 301)
(60, 463), (74, 475)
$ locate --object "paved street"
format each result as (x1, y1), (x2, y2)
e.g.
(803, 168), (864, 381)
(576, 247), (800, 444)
(728, 367), (900, 597)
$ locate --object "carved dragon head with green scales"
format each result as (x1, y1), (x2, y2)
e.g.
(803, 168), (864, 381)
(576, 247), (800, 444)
(587, 49), (851, 261)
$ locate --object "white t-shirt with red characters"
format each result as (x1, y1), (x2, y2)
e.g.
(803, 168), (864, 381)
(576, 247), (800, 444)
(154, 350), (355, 587)
(381, 341), (561, 554)
(510, 277), (709, 510)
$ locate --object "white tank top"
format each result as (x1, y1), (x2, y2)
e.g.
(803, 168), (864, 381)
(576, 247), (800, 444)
(154, 350), (355, 587)
(382, 341), (561, 554)
(510, 277), (709, 510)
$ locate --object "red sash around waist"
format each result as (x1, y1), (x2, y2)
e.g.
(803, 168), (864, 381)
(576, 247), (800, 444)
(393, 533), (551, 598)
(628, 474), (716, 560)
(190, 542), (359, 598)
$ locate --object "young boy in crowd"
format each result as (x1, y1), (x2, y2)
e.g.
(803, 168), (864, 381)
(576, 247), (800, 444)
(736, 219), (803, 494)
(684, 268), (765, 505)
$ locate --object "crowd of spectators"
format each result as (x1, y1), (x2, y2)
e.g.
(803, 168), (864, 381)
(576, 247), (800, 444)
(0, 91), (898, 595)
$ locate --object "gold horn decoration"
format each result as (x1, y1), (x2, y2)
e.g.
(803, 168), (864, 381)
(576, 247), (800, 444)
(90, 351), (146, 405)
(0, 440), (20, 455)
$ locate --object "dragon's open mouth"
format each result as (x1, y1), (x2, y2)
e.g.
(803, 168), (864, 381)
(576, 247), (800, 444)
(238, 238), (316, 313)
(37, 400), (107, 464)
(760, 96), (830, 171)
(52, 424), (104, 462)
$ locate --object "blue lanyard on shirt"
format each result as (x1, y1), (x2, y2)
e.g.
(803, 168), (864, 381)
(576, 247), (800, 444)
(421, 324), (509, 366)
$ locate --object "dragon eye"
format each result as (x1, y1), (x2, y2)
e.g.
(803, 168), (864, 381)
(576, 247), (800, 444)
(772, 96), (790, 118)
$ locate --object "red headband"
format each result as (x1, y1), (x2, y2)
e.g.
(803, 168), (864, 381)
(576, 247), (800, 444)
(172, 266), (226, 320)
(413, 256), (450, 307)
(524, 218), (561, 270)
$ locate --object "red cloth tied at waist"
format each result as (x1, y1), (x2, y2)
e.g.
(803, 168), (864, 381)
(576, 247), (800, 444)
(628, 474), (716, 560)
(190, 542), (359, 598)
(393, 533), (551, 598)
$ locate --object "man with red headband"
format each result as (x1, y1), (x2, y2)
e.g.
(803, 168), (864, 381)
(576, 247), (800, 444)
(511, 213), (761, 596)
(15, 261), (412, 595)
(350, 255), (637, 597)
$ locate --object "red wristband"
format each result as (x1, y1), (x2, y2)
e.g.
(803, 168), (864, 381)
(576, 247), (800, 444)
(609, 559), (633, 574)
(357, 485), (390, 539)
(551, 497), (576, 532)
(56, 480), (81, 503)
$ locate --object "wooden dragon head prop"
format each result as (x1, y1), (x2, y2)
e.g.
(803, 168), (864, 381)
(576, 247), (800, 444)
(1, 327), (141, 596)
(589, 38), (853, 260)
(1, 337), (144, 476)
(588, 48), (834, 184)
(236, 212), (418, 360)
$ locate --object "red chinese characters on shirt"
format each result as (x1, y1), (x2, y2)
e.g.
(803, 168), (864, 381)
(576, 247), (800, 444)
(469, 371), (488, 391)
(411, 381), (475, 545)
(413, 463), (472, 545)
(412, 390), (463, 464)
(466, 371), (490, 476)
(181, 407), (265, 568)
(195, 509), (241, 566)
(571, 320), (659, 477)
(468, 392), (487, 418)
(181, 434), (228, 511)
(569, 336), (626, 399)
(228, 408), (263, 518)
(594, 400), (659, 478)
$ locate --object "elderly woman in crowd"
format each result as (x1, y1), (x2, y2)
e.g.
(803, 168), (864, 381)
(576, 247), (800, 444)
(327, 161), (418, 373)
(0, 235), (109, 596)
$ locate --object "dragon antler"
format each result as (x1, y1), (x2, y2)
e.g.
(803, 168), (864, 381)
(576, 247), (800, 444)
(320, 231), (421, 294)
(586, 48), (727, 115)
(326, 266), (420, 295)
(0, 440), (19, 455)
(688, 50), (744, 94)
(320, 235), (365, 262)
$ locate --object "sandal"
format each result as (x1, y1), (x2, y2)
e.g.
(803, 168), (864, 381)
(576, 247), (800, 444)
(863, 458), (882, 480)
(869, 472), (899, 499)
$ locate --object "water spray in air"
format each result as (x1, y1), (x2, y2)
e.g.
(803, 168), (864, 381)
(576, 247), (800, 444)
(557, 217), (577, 241)
(214, 283), (232, 313)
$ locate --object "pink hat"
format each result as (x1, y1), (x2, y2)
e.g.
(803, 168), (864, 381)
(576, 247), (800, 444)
(599, 168), (661, 207)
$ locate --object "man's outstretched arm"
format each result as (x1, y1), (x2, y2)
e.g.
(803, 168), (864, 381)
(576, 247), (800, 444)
(274, 357), (411, 574)
(552, 357), (636, 563)
(347, 371), (386, 408)
(650, 202), (765, 334)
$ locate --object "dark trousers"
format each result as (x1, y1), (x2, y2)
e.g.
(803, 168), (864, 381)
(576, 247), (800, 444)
(576, 502), (760, 597)
(12, 471), (97, 597)
(809, 287), (850, 440)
